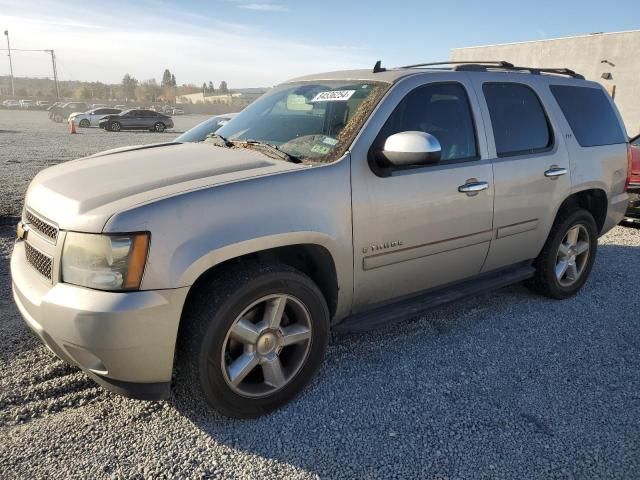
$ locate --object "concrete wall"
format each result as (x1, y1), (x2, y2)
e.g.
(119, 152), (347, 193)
(452, 30), (640, 136)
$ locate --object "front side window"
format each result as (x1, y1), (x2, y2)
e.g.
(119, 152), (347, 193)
(214, 81), (390, 163)
(375, 82), (478, 162)
(483, 83), (552, 157)
(550, 85), (626, 147)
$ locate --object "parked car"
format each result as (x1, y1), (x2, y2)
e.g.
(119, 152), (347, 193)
(36, 100), (50, 110)
(98, 109), (174, 132)
(11, 62), (631, 418)
(175, 113), (237, 142)
(172, 107), (185, 115)
(20, 99), (35, 109)
(114, 104), (127, 110)
(48, 101), (90, 122)
(3, 99), (20, 109)
(625, 134), (640, 222)
(69, 107), (122, 128)
(91, 104), (107, 109)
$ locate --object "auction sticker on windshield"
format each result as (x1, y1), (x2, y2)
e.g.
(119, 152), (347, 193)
(310, 90), (356, 102)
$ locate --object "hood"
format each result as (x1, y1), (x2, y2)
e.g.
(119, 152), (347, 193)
(25, 142), (305, 232)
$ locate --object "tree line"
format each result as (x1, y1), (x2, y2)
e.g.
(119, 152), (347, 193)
(0, 67), (231, 103)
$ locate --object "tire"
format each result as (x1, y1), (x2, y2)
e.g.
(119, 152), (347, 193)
(79, 119), (90, 128)
(175, 261), (329, 418)
(53, 113), (63, 123)
(110, 121), (121, 132)
(154, 122), (165, 132)
(526, 208), (598, 299)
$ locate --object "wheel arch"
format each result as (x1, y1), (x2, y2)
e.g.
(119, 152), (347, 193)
(179, 237), (343, 321)
(556, 188), (608, 234)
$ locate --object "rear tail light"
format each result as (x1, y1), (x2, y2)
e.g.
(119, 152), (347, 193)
(625, 143), (632, 192)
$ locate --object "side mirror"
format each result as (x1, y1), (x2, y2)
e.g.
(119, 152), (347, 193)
(382, 131), (441, 167)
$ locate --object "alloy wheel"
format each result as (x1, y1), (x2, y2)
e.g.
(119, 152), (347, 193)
(221, 294), (312, 398)
(555, 224), (590, 287)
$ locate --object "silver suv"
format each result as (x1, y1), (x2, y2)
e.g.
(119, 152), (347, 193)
(11, 61), (631, 417)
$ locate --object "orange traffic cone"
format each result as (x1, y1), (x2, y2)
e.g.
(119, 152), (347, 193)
(69, 119), (77, 134)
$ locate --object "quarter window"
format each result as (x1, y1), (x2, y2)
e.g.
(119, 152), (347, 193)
(377, 82), (478, 162)
(483, 83), (552, 157)
(550, 85), (626, 147)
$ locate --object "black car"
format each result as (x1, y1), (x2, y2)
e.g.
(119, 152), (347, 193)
(48, 101), (90, 122)
(98, 109), (174, 132)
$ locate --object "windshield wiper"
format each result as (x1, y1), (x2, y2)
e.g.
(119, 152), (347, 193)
(237, 140), (301, 163)
(204, 133), (232, 147)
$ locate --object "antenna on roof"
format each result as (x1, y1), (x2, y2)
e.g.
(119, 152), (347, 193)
(373, 60), (386, 73)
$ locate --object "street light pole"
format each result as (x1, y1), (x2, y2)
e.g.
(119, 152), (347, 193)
(4, 30), (15, 97)
(47, 49), (60, 99)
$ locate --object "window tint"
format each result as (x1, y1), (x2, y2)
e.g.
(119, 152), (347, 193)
(483, 83), (552, 157)
(550, 85), (626, 147)
(632, 135), (640, 147)
(378, 83), (477, 162)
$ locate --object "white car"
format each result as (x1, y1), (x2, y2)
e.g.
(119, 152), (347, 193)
(69, 107), (122, 127)
(172, 108), (185, 115)
(20, 99), (35, 109)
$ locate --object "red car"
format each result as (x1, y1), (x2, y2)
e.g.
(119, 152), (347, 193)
(626, 134), (640, 222)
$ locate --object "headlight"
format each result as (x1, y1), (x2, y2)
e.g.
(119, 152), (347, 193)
(62, 232), (150, 291)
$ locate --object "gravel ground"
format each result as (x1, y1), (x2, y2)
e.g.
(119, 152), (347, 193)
(1, 112), (640, 479)
(0, 110), (209, 218)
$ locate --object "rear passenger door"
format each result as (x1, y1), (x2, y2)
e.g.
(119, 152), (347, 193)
(470, 76), (571, 272)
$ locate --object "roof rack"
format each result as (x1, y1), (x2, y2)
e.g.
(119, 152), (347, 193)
(373, 60), (585, 79)
(455, 63), (585, 79)
(398, 60), (515, 69)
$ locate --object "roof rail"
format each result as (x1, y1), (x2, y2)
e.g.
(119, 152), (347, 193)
(398, 60), (514, 69)
(454, 63), (585, 79)
(387, 60), (585, 79)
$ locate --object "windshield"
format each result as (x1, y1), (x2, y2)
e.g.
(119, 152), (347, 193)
(176, 114), (236, 143)
(214, 80), (389, 163)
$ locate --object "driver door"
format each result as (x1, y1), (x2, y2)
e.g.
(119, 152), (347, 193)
(350, 75), (495, 311)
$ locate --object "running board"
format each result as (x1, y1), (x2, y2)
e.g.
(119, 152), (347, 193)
(334, 264), (535, 334)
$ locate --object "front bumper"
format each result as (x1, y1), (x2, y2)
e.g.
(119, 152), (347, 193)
(11, 240), (189, 400)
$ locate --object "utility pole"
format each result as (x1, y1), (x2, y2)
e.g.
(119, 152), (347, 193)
(4, 30), (15, 96)
(47, 49), (60, 99)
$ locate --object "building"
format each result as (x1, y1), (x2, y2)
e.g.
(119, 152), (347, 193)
(177, 89), (266, 107)
(452, 30), (640, 135)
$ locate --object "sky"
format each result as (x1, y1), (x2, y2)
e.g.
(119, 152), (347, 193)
(0, 0), (638, 88)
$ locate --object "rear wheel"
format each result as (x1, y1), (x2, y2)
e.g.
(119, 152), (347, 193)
(110, 121), (121, 132)
(176, 262), (329, 418)
(526, 209), (598, 299)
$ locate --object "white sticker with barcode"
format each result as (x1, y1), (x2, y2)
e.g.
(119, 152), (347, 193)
(310, 90), (356, 102)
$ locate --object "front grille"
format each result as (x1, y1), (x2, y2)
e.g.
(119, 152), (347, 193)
(26, 210), (59, 243)
(25, 242), (53, 281)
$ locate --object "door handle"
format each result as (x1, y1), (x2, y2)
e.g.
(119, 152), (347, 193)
(544, 166), (568, 179)
(458, 181), (489, 194)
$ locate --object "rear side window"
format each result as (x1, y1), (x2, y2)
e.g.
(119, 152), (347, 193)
(550, 85), (626, 147)
(483, 83), (552, 157)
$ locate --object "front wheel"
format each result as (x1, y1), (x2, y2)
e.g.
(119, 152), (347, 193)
(526, 209), (598, 299)
(110, 121), (121, 132)
(176, 262), (329, 418)
(79, 119), (90, 128)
